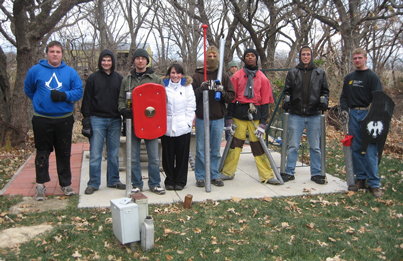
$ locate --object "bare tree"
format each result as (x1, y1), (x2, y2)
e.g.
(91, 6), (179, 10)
(0, 0), (92, 145)
(294, 0), (403, 72)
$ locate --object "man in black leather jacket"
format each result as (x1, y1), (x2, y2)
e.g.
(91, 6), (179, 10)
(281, 46), (329, 184)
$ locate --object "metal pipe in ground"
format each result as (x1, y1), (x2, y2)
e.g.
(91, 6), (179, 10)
(280, 112), (289, 175)
(203, 90), (211, 192)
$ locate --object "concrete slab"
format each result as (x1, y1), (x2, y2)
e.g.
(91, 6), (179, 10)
(78, 145), (347, 208)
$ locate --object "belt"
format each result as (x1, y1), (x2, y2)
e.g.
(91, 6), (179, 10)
(352, 107), (368, 110)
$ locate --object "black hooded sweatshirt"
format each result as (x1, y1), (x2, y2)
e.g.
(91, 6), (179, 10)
(81, 49), (123, 119)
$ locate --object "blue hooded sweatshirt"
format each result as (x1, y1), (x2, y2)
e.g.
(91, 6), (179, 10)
(24, 60), (83, 117)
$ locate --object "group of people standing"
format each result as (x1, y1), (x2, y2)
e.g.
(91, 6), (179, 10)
(24, 40), (385, 201)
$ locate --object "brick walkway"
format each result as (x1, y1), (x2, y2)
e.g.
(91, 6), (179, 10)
(2, 142), (89, 197)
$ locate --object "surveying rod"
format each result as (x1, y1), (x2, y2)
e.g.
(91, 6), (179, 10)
(280, 95), (290, 175)
(125, 92), (132, 197)
(320, 96), (326, 177)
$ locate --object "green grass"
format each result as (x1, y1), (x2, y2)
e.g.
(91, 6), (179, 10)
(1, 140), (403, 260)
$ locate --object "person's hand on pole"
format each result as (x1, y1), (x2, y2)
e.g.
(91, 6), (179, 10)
(226, 119), (235, 136)
(340, 110), (349, 123)
(254, 123), (267, 139)
(120, 109), (133, 120)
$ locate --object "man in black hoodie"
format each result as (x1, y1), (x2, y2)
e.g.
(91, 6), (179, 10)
(281, 46), (329, 184)
(81, 50), (125, 194)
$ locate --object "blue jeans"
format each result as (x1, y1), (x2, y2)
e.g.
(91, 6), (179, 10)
(88, 116), (121, 189)
(349, 109), (379, 188)
(195, 117), (224, 181)
(130, 131), (160, 189)
(285, 114), (321, 176)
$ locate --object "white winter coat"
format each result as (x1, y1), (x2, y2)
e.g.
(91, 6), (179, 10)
(162, 76), (196, 137)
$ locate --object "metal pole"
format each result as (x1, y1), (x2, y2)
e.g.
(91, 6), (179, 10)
(125, 92), (132, 197)
(280, 95), (290, 175)
(248, 113), (283, 184)
(219, 125), (237, 173)
(203, 90), (211, 192)
(320, 96), (326, 177)
(280, 112), (289, 175)
(342, 119), (355, 187)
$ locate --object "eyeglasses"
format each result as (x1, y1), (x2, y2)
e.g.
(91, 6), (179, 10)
(301, 53), (311, 56)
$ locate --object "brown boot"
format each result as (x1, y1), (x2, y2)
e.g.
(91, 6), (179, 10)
(369, 187), (382, 198)
(348, 179), (367, 192)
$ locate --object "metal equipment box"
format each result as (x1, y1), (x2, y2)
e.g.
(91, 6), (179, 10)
(110, 198), (140, 244)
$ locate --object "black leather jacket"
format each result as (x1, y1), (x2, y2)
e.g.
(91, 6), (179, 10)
(283, 64), (329, 116)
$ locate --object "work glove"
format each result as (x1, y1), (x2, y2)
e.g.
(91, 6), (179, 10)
(200, 81), (210, 91)
(81, 117), (92, 139)
(51, 90), (67, 102)
(318, 102), (328, 111)
(120, 109), (133, 120)
(254, 123), (267, 139)
(216, 85), (225, 97)
(340, 110), (349, 122)
(225, 119), (235, 136)
(282, 101), (290, 111)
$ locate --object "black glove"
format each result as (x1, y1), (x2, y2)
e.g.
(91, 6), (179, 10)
(318, 103), (328, 111)
(282, 101), (290, 111)
(81, 117), (92, 139)
(51, 90), (67, 102)
(120, 109), (133, 119)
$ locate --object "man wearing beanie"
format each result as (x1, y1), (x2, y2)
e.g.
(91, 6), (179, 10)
(192, 46), (235, 188)
(227, 60), (239, 78)
(220, 48), (280, 185)
(281, 46), (329, 185)
(118, 48), (166, 195)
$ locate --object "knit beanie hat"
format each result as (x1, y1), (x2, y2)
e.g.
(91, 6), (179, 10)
(243, 48), (259, 65)
(206, 46), (219, 71)
(228, 60), (239, 69)
(133, 48), (149, 65)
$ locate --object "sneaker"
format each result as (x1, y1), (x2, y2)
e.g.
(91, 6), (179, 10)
(311, 175), (327, 185)
(84, 186), (98, 195)
(61, 186), (75, 196)
(211, 179), (224, 187)
(266, 177), (280, 185)
(150, 186), (166, 195)
(35, 184), (46, 201)
(196, 180), (205, 187)
(220, 173), (234, 180)
(107, 182), (126, 190)
(131, 186), (143, 194)
(369, 187), (382, 198)
(348, 179), (367, 191)
(280, 173), (295, 182)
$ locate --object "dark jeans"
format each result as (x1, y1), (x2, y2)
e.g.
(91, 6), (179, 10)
(32, 115), (74, 187)
(161, 133), (191, 187)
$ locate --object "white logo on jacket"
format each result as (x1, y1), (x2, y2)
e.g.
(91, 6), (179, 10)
(45, 72), (63, 90)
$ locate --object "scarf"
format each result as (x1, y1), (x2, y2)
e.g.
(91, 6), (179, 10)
(243, 67), (258, 99)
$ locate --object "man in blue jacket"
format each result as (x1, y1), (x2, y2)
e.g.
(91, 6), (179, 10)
(81, 50), (125, 194)
(24, 41), (83, 201)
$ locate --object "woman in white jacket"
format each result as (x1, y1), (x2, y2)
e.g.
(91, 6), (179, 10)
(162, 64), (196, 190)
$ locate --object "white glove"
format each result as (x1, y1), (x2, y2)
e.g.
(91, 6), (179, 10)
(254, 124), (266, 139)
